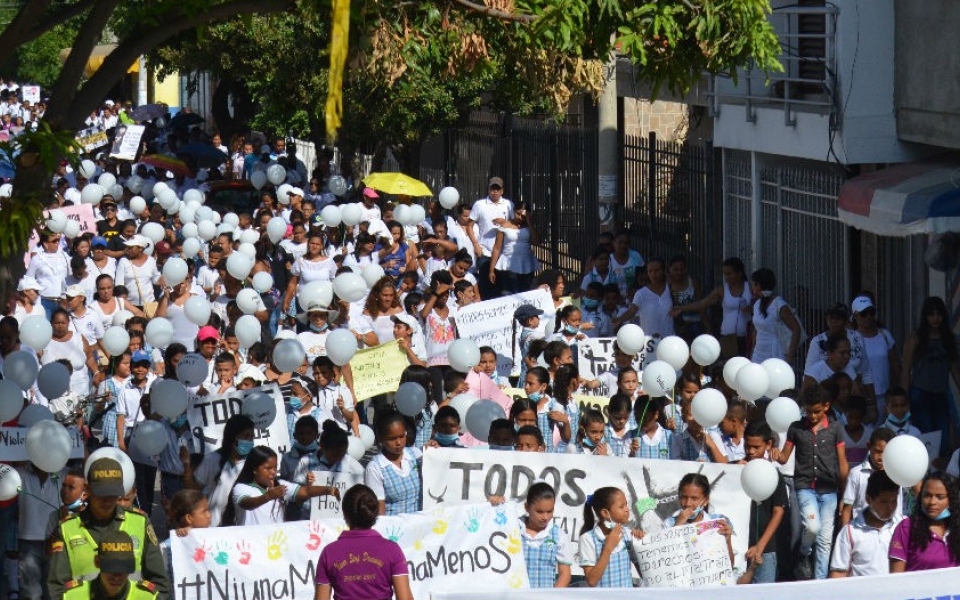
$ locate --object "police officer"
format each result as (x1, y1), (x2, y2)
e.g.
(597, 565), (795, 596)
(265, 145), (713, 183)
(49, 458), (169, 600)
(63, 531), (159, 600)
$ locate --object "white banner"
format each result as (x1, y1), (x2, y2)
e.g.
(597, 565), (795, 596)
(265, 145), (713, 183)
(422, 449), (749, 571)
(634, 519), (734, 587)
(308, 471), (365, 520)
(170, 503), (529, 600)
(187, 383), (290, 454)
(432, 567), (960, 599)
(0, 426), (85, 460)
(454, 289), (553, 377)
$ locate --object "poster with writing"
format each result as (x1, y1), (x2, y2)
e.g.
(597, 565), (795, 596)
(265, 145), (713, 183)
(0, 426), (85, 460)
(109, 124), (145, 161)
(422, 448), (749, 574)
(307, 471), (365, 519)
(21, 85), (40, 104)
(26, 205), (97, 262)
(633, 519), (735, 587)
(348, 340), (407, 400)
(577, 337), (645, 390)
(454, 289), (553, 377)
(502, 387), (612, 419)
(75, 128), (109, 153)
(169, 502), (529, 600)
(187, 383), (290, 454)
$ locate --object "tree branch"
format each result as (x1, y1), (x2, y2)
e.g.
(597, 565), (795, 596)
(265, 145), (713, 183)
(0, 0), (53, 52)
(31, 0), (98, 38)
(451, 0), (537, 23)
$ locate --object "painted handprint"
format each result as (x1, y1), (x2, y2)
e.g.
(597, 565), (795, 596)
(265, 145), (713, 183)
(413, 538), (423, 552)
(266, 530), (288, 561)
(306, 522), (324, 551)
(384, 526), (402, 543)
(508, 571), (525, 589)
(493, 507), (508, 526)
(192, 540), (212, 563)
(463, 507), (482, 533)
(432, 517), (448, 535)
(214, 541), (230, 565)
(236, 541), (251, 565)
(505, 531), (521, 555)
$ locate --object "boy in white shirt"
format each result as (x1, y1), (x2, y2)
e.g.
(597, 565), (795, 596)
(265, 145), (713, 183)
(840, 427), (901, 525)
(829, 470), (902, 577)
(878, 388), (921, 438)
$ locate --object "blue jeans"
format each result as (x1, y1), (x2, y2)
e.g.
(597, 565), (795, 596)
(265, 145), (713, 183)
(40, 297), (60, 320)
(796, 489), (837, 580)
(17, 540), (49, 600)
(752, 551), (778, 583)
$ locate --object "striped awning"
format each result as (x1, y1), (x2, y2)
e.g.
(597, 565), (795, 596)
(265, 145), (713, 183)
(837, 158), (960, 236)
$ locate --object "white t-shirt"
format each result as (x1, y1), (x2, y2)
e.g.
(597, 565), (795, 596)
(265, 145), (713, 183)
(470, 197), (514, 255)
(842, 460), (903, 520)
(115, 256), (160, 305)
(68, 309), (105, 345)
(298, 330), (329, 362)
(829, 514), (902, 577)
(316, 384), (355, 431)
(231, 480), (299, 525)
(195, 453), (244, 527)
(577, 526), (636, 567)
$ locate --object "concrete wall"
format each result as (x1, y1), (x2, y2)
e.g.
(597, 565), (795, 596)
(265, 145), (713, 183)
(895, 0), (960, 149)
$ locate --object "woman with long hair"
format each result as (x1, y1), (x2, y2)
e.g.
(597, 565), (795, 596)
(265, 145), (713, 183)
(850, 294), (900, 423)
(489, 204), (540, 295)
(282, 231), (337, 319)
(353, 276), (403, 347)
(671, 257), (751, 358)
(749, 268), (802, 364)
(889, 472), (960, 572)
(901, 297), (960, 457)
(193, 414), (255, 527)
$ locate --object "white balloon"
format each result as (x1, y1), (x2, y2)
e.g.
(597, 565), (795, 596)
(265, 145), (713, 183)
(141, 222), (165, 243)
(362, 264), (386, 288)
(236, 288), (262, 315)
(184, 296), (212, 326)
(162, 257), (189, 287)
(79, 160), (96, 179)
(63, 220), (81, 240)
(252, 272), (274, 293)
(616, 324), (646, 355)
(276, 184), (292, 204)
(735, 363), (770, 402)
(18, 404), (54, 427)
(110, 184), (125, 200)
(641, 360), (677, 397)
(328, 176), (347, 196)
(762, 358), (796, 399)
(766, 397), (801, 432)
(448, 393), (479, 432)
(179, 205), (197, 225)
(266, 217), (287, 243)
(2, 351), (39, 391)
(250, 171), (267, 190)
(239, 228), (259, 246)
(102, 326), (131, 356)
(722, 356), (751, 388)
(320, 205), (342, 227)
(144, 317), (175, 348)
(129, 196), (147, 214)
(883, 435), (929, 487)
(267, 164), (286, 185)
(409, 204), (426, 225)
(691, 388), (728, 429)
(98, 172), (117, 190)
(333, 272), (367, 303)
(0, 380), (24, 421)
(153, 181), (171, 196)
(326, 329), (358, 366)
(20, 315), (52, 350)
(226, 252), (254, 280)
(242, 392), (277, 428)
(438, 186), (460, 209)
(85, 447), (136, 494)
(347, 436), (366, 461)
(740, 459), (780, 502)
(26, 420), (72, 473)
(393, 204), (411, 227)
(131, 421), (169, 456)
(273, 339), (306, 372)
(165, 199), (182, 216)
(237, 242), (257, 260)
(358, 424), (376, 450)
(46, 209), (68, 233)
(80, 183), (105, 205)
(113, 309), (134, 326)
(151, 379), (189, 419)
(298, 280), (334, 309)
(656, 336), (689, 371)
(181, 237), (203, 259)
(0, 183), (11, 198)
(235, 315), (261, 348)
(181, 222), (199, 239)
(223, 212), (240, 227)
(196, 206), (215, 222)
(176, 353), (209, 387)
(691, 334), (722, 366)
(126, 175), (144, 194)
(37, 362), (70, 400)
(183, 189), (204, 205)
(448, 339), (481, 373)
(341, 203), (363, 226)
(0, 464), (21, 500)
(197, 220), (217, 241)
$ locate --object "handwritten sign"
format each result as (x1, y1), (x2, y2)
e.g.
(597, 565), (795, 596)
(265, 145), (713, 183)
(577, 337), (645, 384)
(348, 340), (407, 400)
(500, 387), (610, 418)
(109, 124), (145, 161)
(454, 289), (553, 377)
(0, 426), (85, 460)
(169, 502), (530, 600)
(187, 383), (290, 454)
(634, 519), (734, 587)
(308, 471), (365, 519)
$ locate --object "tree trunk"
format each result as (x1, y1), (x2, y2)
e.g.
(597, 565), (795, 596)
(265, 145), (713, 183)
(210, 77), (236, 139)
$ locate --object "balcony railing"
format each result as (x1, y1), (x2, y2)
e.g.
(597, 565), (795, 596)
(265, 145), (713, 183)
(707, 5), (839, 127)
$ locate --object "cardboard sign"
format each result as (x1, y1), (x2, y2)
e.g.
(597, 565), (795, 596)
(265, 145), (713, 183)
(348, 340), (408, 400)
(187, 383), (291, 454)
(307, 471), (365, 519)
(634, 519), (735, 587)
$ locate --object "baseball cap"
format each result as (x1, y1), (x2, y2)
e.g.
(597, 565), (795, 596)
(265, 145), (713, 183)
(91, 236), (108, 248)
(825, 302), (849, 319)
(88, 457), (126, 496)
(123, 235), (149, 247)
(362, 188), (379, 199)
(101, 197), (117, 207)
(390, 313), (418, 330)
(488, 176), (504, 188)
(234, 363), (267, 386)
(513, 304), (543, 322)
(131, 350), (151, 365)
(287, 187), (304, 198)
(309, 214), (323, 228)
(97, 531), (137, 574)
(154, 240), (173, 256)
(198, 325), (220, 342)
(851, 295), (874, 314)
(17, 276), (42, 292)
(65, 284), (86, 298)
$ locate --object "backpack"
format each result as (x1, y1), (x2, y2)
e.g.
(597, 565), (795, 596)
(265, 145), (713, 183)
(776, 300), (807, 356)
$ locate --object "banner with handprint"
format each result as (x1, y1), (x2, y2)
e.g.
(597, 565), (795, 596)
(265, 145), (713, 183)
(422, 449), (750, 574)
(169, 502), (530, 599)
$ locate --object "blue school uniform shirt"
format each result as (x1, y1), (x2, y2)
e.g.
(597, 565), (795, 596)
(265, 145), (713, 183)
(629, 423), (674, 460)
(521, 519), (573, 588)
(578, 527), (637, 587)
(536, 395), (579, 453)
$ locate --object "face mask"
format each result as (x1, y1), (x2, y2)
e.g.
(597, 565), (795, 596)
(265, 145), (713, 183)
(295, 441), (318, 453)
(435, 432), (459, 446)
(583, 436), (606, 449)
(761, 290), (773, 298)
(887, 412), (911, 427)
(582, 298), (599, 310)
(867, 506), (890, 522)
(236, 439), (254, 457)
(514, 423), (521, 432)
(289, 396), (303, 410)
(689, 503), (705, 520)
(603, 520), (617, 530)
(310, 323), (329, 333)
(489, 444), (514, 451)
(528, 391), (542, 402)
(563, 324), (579, 335)
(169, 414), (187, 428)
(933, 508), (951, 521)
(65, 497), (84, 511)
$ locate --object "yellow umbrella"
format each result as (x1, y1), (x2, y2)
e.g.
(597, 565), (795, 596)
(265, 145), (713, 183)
(362, 172), (433, 197)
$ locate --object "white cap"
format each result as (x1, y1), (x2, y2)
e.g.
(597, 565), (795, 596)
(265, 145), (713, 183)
(391, 313), (418, 330)
(17, 276), (42, 292)
(287, 187), (304, 198)
(65, 284), (86, 298)
(124, 235), (149, 247)
(851, 295), (874, 314)
(235, 363), (267, 385)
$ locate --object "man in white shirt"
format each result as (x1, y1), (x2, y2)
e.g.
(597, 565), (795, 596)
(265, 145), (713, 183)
(470, 176), (514, 298)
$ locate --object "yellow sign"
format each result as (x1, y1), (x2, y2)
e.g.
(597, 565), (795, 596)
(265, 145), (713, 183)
(348, 340), (408, 400)
(501, 388), (611, 417)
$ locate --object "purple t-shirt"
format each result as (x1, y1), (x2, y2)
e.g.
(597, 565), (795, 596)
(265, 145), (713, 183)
(888, 517), (959, 571)
(316, 529), (408, 600)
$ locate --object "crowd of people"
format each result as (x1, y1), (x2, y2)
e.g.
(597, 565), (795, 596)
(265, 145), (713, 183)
(1, 104), (959, 600)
